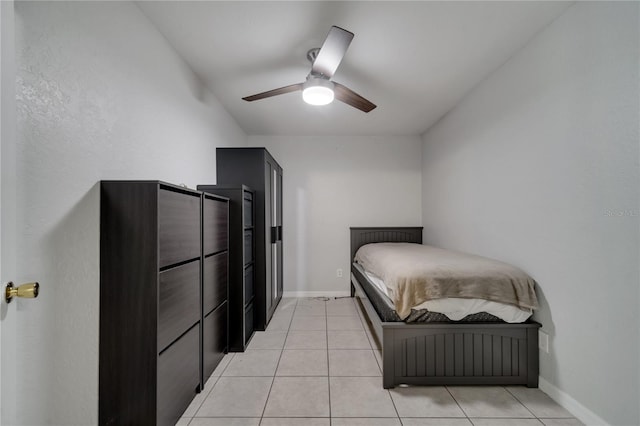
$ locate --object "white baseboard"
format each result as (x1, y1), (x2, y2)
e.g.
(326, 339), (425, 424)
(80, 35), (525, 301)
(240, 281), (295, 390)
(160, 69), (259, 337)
(539, 377), (609, 426)
(282, 291), (351, 298)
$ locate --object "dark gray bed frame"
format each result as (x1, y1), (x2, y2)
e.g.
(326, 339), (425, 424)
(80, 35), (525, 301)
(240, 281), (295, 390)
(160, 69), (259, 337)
(350, 227), (540, 389)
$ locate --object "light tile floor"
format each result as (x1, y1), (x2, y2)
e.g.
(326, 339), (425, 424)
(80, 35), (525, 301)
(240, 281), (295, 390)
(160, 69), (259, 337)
(178, 297), (583, 426)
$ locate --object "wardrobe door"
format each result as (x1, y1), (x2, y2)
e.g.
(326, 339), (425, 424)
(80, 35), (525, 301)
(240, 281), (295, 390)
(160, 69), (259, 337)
(264, 161), (274, 317)
(266, 160), (281, 319)
(276, 168), (283, 300)
(271, 165), (279, 304)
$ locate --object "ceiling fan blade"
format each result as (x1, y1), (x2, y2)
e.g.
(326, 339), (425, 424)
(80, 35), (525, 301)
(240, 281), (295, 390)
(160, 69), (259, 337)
(311, 26), (354, 78)
(242, 83), (304, 102)
(333, 82), (376, 113)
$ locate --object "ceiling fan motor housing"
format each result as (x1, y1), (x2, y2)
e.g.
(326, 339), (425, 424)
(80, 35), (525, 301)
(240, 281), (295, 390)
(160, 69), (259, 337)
(306, 48), (321, 64)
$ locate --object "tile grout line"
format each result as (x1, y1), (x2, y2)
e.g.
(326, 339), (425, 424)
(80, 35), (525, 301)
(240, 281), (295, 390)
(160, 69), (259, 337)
(386, 387), (403, 424)
(445, 385), (473, 424)
(258, 299), (295, 425)
(184, 352), (235, 424)
(359, 293), (403, 425)
(504, 386), (545, 421)
(325, 298), (332, 421)
(354, 295), (384, 374)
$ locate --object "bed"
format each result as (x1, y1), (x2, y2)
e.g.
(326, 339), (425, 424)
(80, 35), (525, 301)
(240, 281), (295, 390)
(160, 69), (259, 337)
(350, 227), (540, 389)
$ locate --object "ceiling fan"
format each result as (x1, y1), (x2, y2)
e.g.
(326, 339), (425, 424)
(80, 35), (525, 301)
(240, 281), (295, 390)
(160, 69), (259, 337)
(242, 26), (376, 113)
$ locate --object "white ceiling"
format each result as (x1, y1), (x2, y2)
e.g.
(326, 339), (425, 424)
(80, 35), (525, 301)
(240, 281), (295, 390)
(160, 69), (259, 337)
(138, 1), (572, 136)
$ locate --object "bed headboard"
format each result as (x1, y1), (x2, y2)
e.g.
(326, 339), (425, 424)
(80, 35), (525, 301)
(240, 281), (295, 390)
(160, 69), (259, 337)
(350, 227), (423, 260)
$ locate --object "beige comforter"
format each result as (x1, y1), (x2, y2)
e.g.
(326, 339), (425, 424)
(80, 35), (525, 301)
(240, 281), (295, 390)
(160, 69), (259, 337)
(354, 243), (539, 320)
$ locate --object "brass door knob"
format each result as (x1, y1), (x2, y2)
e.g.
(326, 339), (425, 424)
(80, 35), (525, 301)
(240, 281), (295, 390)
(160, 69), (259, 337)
(5, 282), (39, 303)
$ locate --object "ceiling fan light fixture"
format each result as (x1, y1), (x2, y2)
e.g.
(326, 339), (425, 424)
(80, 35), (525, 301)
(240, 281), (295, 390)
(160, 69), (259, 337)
(242, 26), (375, 112)
(302, 78), (335, 106)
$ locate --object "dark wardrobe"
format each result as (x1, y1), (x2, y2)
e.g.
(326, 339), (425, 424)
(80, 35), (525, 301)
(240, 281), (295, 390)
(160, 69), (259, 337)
(216, 148), (283, 330)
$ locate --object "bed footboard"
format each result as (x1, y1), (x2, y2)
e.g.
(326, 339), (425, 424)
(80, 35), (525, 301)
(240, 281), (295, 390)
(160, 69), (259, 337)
(381, 322), (540, 388)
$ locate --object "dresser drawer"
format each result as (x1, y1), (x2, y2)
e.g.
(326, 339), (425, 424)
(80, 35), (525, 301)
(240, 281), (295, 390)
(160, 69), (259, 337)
(203, 302), (227, 379)
(203, 252), (227, 315)
(243, 230), (253, 264)
(244, 302), (254, 345)
(159, 189), (200, 268)
(157, 323), (199, 426)
(244, 264), (254, 306)
(243, 193), (253, 227)
(158, 260), (200, 351)
(203, 196), (228, 255)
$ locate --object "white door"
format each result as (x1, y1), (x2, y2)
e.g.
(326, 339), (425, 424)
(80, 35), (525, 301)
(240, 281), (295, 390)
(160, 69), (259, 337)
(1, 1), (19, 424)
(2, 2), (46, 424)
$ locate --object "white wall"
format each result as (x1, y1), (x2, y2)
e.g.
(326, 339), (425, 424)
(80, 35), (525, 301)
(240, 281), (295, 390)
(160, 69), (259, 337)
(421, 3), (638, 425)
(249, 135), (422, 296)
(13, 1), (246, 424)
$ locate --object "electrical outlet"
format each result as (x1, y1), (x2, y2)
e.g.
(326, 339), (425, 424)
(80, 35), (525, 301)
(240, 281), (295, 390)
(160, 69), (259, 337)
(336, 268), (343, 278)
(539, 331), (549, 353)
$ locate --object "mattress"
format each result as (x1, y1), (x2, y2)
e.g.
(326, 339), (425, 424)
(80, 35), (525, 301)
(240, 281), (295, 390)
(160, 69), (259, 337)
(353, 263), (507, 323)
(355, 242), (538, 320)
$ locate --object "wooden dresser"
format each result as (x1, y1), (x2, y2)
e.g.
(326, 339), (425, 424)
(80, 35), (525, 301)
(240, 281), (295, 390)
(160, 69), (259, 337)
(99, 181), (228, 426)
(198, 184), (255, 352)
(201, 192), (229, 378)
